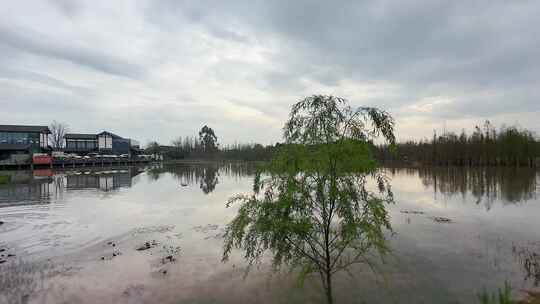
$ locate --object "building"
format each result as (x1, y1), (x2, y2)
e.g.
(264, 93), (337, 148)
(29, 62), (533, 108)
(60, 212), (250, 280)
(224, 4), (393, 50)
(0, 125), (50, 164)
(64, 133), (98, 153)
(64, 131), (140, 156)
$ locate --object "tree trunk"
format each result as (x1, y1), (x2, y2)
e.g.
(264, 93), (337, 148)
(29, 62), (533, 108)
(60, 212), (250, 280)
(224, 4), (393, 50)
(325, 270), (333, 304)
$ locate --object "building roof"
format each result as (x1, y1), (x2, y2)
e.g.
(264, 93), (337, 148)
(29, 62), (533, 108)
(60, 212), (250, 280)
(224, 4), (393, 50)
(0, 125), (51, 134)
(64, 131), (127, 140)
(97, 131), (124, 139)
(64, 133), (97, 140)
(0, 143), (32, 151)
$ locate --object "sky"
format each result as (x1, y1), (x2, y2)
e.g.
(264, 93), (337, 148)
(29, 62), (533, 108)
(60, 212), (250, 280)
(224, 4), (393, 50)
(1, 1), (539, 146)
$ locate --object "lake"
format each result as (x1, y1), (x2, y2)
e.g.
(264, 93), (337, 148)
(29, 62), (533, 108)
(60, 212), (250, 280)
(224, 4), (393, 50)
(0, 163), (539, 303)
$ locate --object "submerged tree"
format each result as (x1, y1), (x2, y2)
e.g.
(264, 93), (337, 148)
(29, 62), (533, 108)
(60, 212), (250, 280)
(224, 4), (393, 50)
(222, 95), (396, 303)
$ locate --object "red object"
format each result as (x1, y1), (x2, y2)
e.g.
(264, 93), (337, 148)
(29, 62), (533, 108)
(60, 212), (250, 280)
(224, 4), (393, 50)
(33, 154), (53, 165)
(34, 169), (53, 177)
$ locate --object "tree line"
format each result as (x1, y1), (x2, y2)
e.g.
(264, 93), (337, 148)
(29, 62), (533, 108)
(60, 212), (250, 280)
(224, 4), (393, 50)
(146, 120), (540, 166)
(377, 121), (540, 167)
(145, 125), (276, 161)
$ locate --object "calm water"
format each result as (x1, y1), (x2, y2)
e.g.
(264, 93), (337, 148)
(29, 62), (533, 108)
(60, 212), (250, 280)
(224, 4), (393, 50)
(0, 163), (539, 303)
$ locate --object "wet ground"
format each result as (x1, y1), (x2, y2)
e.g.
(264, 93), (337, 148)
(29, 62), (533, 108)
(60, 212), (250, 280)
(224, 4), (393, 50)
(0, 164), (539, 303)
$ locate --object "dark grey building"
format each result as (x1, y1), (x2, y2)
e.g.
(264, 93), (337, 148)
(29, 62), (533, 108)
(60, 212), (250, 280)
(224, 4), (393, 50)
(64, 133), (98, 153)
(0, 125), (51, 164)
(64, 131), (140, 156)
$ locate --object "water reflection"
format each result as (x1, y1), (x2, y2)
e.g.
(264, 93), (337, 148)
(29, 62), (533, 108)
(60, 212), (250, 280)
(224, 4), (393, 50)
(0, 167), (146, 208)
(390, 167), (539, 209)
(1, 164), (539, 303)
(64, 168), (143, 192)
(2, 165), (536, 209)
(147, 162), (257, 194)
(0, 163), (256, 209)
(0, 171), (53, 207)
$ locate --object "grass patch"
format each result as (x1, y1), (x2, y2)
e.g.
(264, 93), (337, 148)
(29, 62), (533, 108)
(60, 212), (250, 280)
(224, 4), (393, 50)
(478, 282), (513, 304)
(477, 281), (540, 304)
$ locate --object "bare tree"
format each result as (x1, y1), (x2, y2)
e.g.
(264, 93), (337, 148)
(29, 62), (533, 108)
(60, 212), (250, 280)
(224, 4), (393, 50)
(49, 121), (69, 150)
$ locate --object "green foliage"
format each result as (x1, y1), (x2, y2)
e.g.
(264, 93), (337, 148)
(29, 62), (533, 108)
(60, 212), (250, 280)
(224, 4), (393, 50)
(478, 282), (513, 304)
(165, 138), (276, 161)
(378, 120), (539, 166)
(222, 95), (396, 303)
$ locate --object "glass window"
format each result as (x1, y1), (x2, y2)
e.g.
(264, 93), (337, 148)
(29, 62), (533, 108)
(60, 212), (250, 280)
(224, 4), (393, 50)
(0, 132), (7, 143)
(0, 132), (46, 145)
(29, 133), (39, 145)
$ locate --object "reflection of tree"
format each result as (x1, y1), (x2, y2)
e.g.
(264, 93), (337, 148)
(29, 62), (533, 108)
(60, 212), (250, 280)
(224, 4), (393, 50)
(146, 166), (163, 182)
(199, 165), (219, 194)
(394, 167), (537, 210)
(147, 162), (256, 194)
(52, 175), (65, 200)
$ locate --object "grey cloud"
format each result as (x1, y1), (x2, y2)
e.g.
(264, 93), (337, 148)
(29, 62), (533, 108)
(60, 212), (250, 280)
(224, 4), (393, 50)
(0, 82), (95, 115)
(0, 24), (144, 79)
(148, 1), (540, 106)
(2, 0), (540, 144)
(48, 0), (83, 18)
(0, 68), (90, 94)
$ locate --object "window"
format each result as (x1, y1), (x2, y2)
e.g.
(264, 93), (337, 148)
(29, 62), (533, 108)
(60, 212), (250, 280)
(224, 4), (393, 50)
(0, 132), (8, 143)
(87, 140), (96, 149)
(67, 140), (77, 149)
(0, 132), (37, 145)
(98, 135), (112, 149)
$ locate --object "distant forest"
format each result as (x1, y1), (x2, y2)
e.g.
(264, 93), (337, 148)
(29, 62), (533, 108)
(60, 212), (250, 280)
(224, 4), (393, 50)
(146, 121), (540, 166)
(145, 125), (276, 162)
(158, 139), (276, 162)
(377, 121), (540, 167)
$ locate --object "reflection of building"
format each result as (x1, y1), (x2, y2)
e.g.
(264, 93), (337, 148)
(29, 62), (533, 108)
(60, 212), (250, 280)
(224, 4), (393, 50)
(65, 167), (143, 191)
(64, 131), (141, 156)
(0, 167), (145, 208)
(0, 171), (52, 207)
(0, 125), (51, 164)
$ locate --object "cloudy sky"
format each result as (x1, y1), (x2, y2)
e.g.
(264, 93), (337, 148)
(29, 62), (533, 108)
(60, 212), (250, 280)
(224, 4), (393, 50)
(1, 1), (539, 145)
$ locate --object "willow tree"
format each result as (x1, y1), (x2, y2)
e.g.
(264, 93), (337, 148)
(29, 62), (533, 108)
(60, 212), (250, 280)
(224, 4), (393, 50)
(222, 95), (396, 303)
